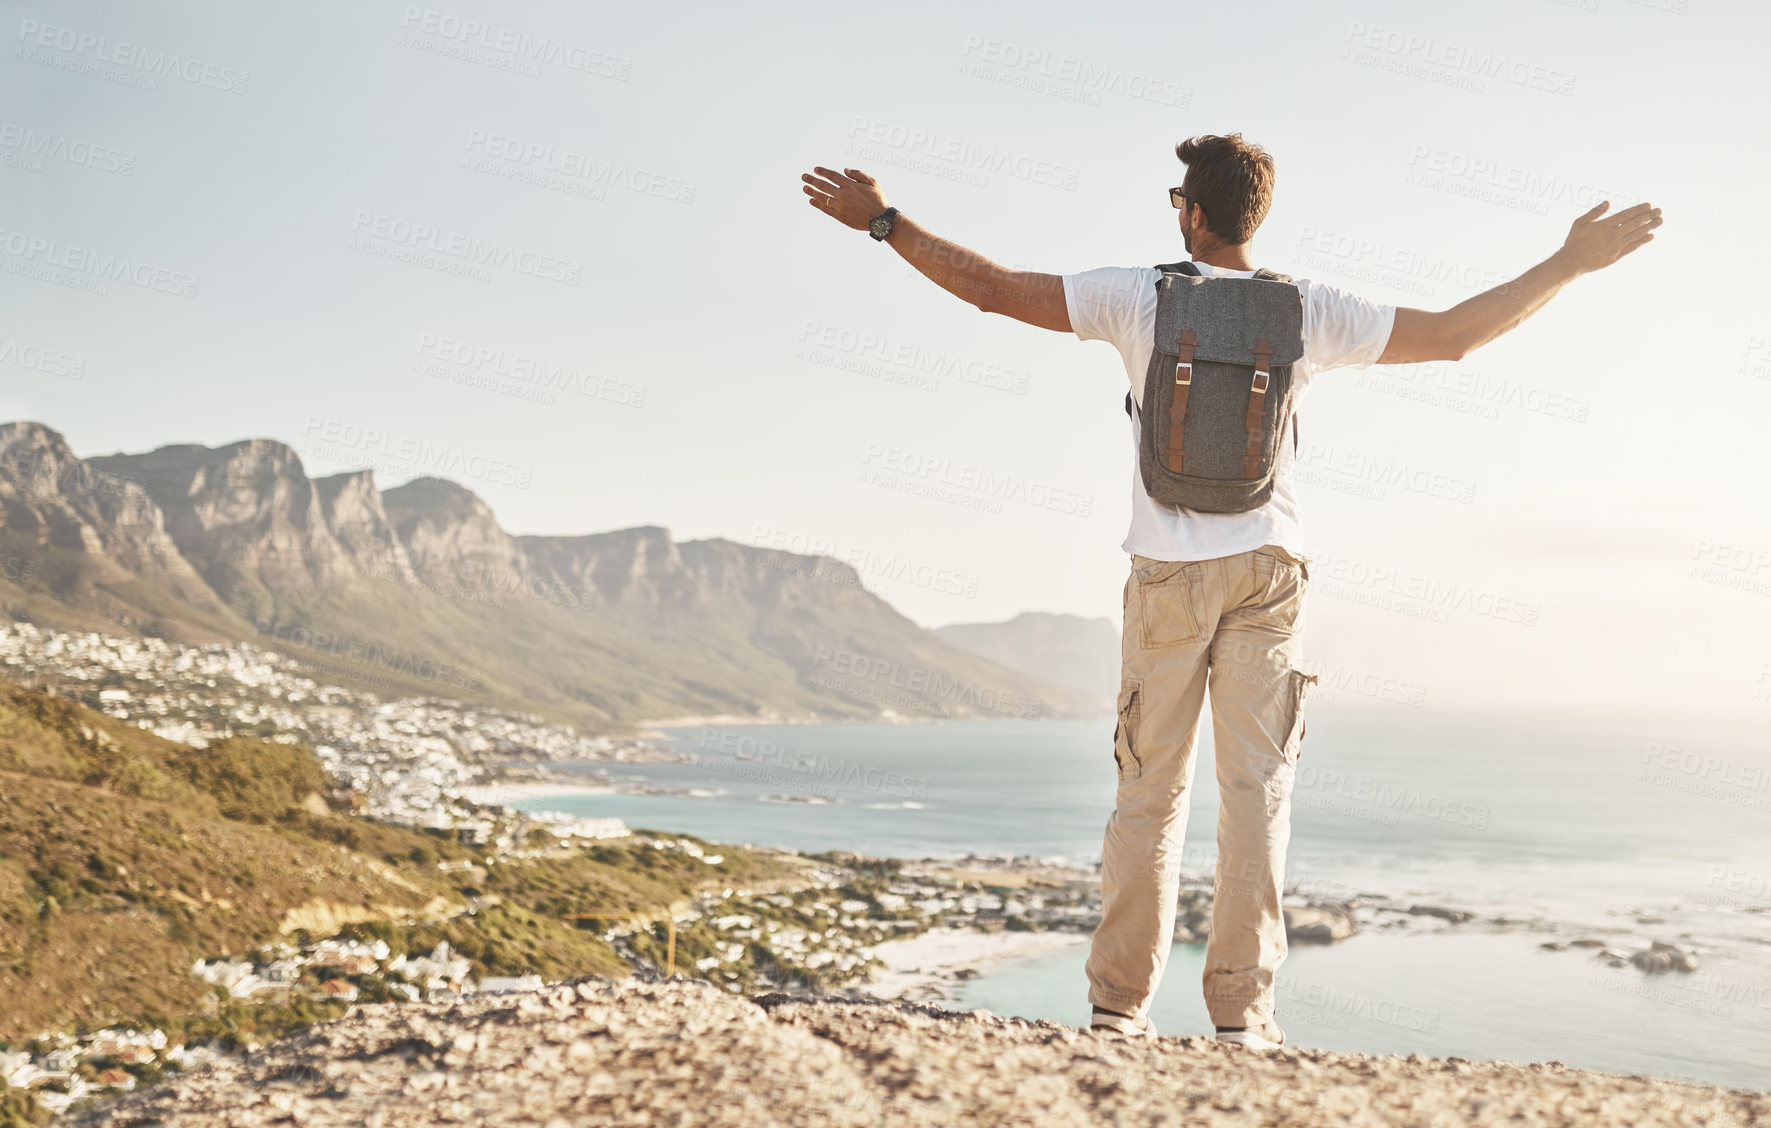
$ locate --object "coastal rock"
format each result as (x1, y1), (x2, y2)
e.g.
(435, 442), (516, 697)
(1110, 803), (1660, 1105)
(1172, 888), (1212, 943)
(1630, 941), (1699, 974)
(1407, 905), (1474, 924)
(67, 976), (1771, 1128)
(1284, 903), (1358, 944)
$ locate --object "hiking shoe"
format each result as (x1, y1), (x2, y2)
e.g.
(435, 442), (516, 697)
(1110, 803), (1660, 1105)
(1091, 1006), (1157, 1038)
(1215, 1020), (1285, 1050)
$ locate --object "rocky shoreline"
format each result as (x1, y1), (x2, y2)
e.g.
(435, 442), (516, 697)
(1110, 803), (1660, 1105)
(67, 976), (1769, 1128)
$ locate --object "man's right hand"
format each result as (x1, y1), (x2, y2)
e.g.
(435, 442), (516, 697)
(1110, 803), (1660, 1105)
(1553, 200), (1664, 276)
(801, 166), (890, 233)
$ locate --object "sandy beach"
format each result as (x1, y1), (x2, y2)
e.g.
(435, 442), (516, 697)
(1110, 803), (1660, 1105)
(864, 927), (1090, 1003)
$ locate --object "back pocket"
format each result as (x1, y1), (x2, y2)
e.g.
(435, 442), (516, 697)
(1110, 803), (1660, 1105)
(1134, 558), (1206, 649)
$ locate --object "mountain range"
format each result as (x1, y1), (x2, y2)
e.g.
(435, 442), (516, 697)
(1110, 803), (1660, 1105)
(935, 612), (1120, 702)
(0, 422), (1101, 733)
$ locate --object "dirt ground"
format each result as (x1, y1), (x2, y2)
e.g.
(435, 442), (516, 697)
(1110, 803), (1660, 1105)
(71, 976), (1768, 1127)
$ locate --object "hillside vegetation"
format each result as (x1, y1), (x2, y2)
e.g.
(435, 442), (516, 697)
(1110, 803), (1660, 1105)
(0, 680), (800, 1042)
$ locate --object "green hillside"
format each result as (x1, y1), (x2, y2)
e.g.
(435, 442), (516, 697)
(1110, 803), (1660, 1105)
(0, 680), (799, 1043)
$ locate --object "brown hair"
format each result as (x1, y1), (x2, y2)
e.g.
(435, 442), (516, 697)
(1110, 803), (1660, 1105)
(1175, 133), (1275, 245)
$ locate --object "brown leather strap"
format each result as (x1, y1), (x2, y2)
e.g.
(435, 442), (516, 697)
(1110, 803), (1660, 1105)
(1243, 338), (1273, 479)
(1166, 330), (1198, 474)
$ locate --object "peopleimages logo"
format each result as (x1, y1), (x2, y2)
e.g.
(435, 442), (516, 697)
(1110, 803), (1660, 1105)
(0, 336), (85, 379)
(412, 334), (646, 408)
(299, 415), (535, 489)
(0, 228), (199, 298)
(15, 19), (249, 93)
(397, 7), (632, 80)
(462, 129), (695, 204)
(253, 617), (486, 693)
(845, 117), (1080, 191)
(957, 35), (1190, 108)
(810, 646), (1044, 719)
(348, 210), (582, 286)
(860, 443), (1094, 518)
(1342, 22), (1576, 97)
(0, 123), (135, 175)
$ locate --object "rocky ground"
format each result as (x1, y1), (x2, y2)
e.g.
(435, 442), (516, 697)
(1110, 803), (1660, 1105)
(69, 976), (1768, 1128)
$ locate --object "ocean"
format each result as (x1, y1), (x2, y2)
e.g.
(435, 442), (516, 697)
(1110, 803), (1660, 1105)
(511, 707), (1771, 1092)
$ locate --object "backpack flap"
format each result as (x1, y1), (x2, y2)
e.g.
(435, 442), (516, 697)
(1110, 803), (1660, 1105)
(1152, 274), (1303, 367)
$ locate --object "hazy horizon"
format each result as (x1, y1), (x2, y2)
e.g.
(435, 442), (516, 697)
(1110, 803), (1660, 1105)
(5, 0), (1770, 714)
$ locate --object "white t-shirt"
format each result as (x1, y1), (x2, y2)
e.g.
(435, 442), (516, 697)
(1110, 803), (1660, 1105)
(1063, 262), (1395, 563)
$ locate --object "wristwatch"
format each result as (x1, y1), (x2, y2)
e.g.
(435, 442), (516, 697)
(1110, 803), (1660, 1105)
(868, 207), (899, 242)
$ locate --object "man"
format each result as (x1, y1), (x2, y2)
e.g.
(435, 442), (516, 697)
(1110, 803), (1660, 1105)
(801, 134), (1660, 1049)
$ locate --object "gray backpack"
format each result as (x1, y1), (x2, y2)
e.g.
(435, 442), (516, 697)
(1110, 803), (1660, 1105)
(1124, 261), (1304, 513)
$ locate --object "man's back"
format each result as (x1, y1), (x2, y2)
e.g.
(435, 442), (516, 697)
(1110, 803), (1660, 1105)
(1062, 261), (1394, 564)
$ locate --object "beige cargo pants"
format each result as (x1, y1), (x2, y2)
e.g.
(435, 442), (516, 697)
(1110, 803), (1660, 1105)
(1086, 543), (1317, 1029)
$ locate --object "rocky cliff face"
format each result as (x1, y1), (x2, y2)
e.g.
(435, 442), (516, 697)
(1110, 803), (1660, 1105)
(519, 525), (697, 612)
(383, 477), (527, 587)
(0, 422), (225, 614)
(1, 423), (1099, 729)
(90, 439), (360, 601)
(316, 470), (416, 584)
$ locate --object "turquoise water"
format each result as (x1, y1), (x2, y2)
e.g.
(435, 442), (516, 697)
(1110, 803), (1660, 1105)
(515, 706), (1771, 1090)
(957, 930), (1771, 1093)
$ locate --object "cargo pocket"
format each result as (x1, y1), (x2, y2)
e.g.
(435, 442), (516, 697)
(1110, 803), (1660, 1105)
(1113, 680), (1143, 781)
(1281, 669), (1318, 765)
(1134, 558), (1206, 649)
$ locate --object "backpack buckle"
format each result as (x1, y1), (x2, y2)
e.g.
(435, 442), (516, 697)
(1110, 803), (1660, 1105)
(1251, 339), (1274, 392)
(1173, 330), (1198, 386)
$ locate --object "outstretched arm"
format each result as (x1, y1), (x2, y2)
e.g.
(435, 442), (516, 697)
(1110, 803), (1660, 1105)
(1378, 200), (1663, 364)
(801, 166), (1072, 333)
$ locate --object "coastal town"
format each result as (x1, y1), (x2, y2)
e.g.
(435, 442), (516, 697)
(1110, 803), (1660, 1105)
(0, 622), (654, 840)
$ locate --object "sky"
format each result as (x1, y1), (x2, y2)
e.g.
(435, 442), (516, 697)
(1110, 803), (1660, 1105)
(3, 0), (1770, 714)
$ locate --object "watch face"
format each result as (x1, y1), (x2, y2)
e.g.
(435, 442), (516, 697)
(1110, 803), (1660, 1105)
(870, 216), (891, 237)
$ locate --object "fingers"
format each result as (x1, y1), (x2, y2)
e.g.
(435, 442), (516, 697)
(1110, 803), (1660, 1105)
(811, 165), (855, 187)
(1607, 201), (1656, 225)
(844, 168), (876, 186)
(1617, 209), (1663, 235)
(1575, 201), (1610, 224)
(1619, 232), (1656, 255)
(801, 171), (844, 196)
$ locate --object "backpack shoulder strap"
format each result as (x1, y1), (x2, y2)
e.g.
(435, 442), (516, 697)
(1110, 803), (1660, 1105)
(1253, 267), (1294, 283)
